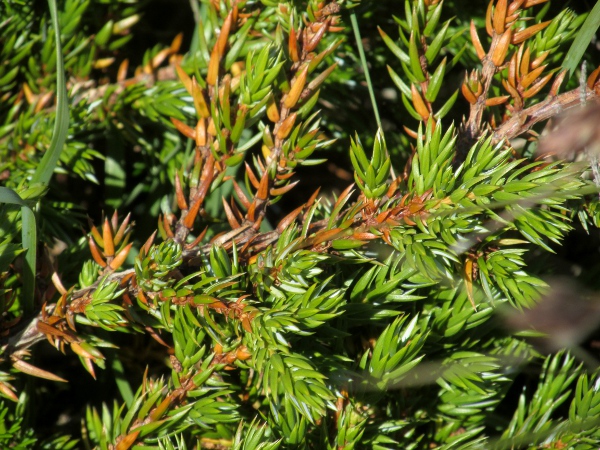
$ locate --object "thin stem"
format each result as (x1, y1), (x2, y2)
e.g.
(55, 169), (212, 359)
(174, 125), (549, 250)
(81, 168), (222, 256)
(350, 12), (382, 130)
(350, 12), (396, 178)
(189, 0), (201, 25)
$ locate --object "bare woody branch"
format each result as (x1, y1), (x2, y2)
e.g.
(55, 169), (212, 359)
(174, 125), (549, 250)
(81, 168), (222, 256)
(493, 86), (600, 144)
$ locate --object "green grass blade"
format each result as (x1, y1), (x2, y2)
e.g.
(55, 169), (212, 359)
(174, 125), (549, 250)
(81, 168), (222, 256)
(0, 0), (67, 315)
(0, 187), (37, 316)
(350, 12), (382, 130)
(562, 0), (600, 76)
(351, 12), (395, 177)
(111, 355), (135, 407)
(32, 0), (70, 186)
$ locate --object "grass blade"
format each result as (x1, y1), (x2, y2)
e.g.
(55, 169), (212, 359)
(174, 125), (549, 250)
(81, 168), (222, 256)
(0, 187), (37, 316)
(562, 0), (600, 76)
(0, 0), (67, 315)
(351, 11), (396, 178)
(111, 355), (135, 407)
(32, 0), (70, 186)
(350, 12), (382, 129)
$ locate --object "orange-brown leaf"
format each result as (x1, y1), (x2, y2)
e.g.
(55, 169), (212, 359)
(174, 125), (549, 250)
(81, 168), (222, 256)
(89, 220), (104, 247)
(352, 232), (378, 240)
(140, 231), (157, 256)
(162, 214), (174, 238)
(461, 82), (478, 104)
(71, 342), (98, 360)
(485, 95), (510, 106)
(114, 213), (131, 246)
(257, 171), (270, 200)
(241, 316), (252, 333)
(233, 180), (251, 209)
(270, 180), (299, 197)
(306, 62), (338, 92)
(520, 64), (546, 89)
(175, 173), (188, 211)
(493, 0), (507, 35)
(403, 126), (419, 139)
(216, 11), (233, 58)
(464, 258), (477, 310)
(267, 95), (280, 123)
(0, 382), (18, 402)
(305, 19), (330, 53)
(492, 28), (512, 66)
(196, 118), (207, 147)
(410, 84), (430, 120)
(89, 237), (107, 267)
(523, 73), (553, 98)
(333, 183), (355, 212)
(109, 243), (133, 270)
(116, 430), (140, 450)
(246, 200), (257, 223)
(12, 358), (67, 382)
(306, 227), (344, 247)
(192, 77), (210, 118)
(183, 155), (215, 229)
(470, 20), (486, 60)
(186, 227), (208, 249)
(170, 118), (196, 140)
(37, 321), (75, 341)
(117, 59), (129, 83)
(507, 0), (525, 15)
(136, 289), (149, 307)
(151, 48), (170, 70)
(508, 52), (517, 88)
(485, 0), (494, 36)
(245, 162), (260, 189)
(94, 57), (115, 70)
(306, 187), (321, 208)
(587, 66), (600, 90)
(176, 65), (193, 95)
(276, 113), (297, 140)
(22, 83), (35, 104)
(549, 69), (567, 97)
(150, 395), (174, 421)
(502, 79), (522, 106)
(519, 46), (531, 79)
(530, 50), (548, 69)
(512, 21), (551, 45)
(284, 65), (309, 109)
(207, 45), (220, 86)
(34, 92), (53, 114)
(170, 32), (184, 54)
(289, 26), (299, 63)
(102, 219), (115, 257)
(222, 197), (241, 229)
(277, 204), (305, 232)
(275, 171), (295, 181)
(207, 117), (217, 136)
(523, 0), (549, 7)
(51, 272), (68, 296)
(236, 345), (252, 361)
(82, 356), (97, 379)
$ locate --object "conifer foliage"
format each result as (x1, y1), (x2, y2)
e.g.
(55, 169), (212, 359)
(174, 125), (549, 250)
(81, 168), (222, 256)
(1, 0), (600, 448)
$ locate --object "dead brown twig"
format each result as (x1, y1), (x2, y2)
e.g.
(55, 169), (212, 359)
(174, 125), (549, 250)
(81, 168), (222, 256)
(493, 86), (600, 144)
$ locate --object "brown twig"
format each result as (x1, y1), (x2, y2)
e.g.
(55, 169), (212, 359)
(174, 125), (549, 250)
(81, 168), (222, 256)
(70, 65), (178, 106)
(492, 86), (600, 144)
(459, 43), (506, 155)
(457, 0), (516, 160)
(3, 313), (45, 354)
